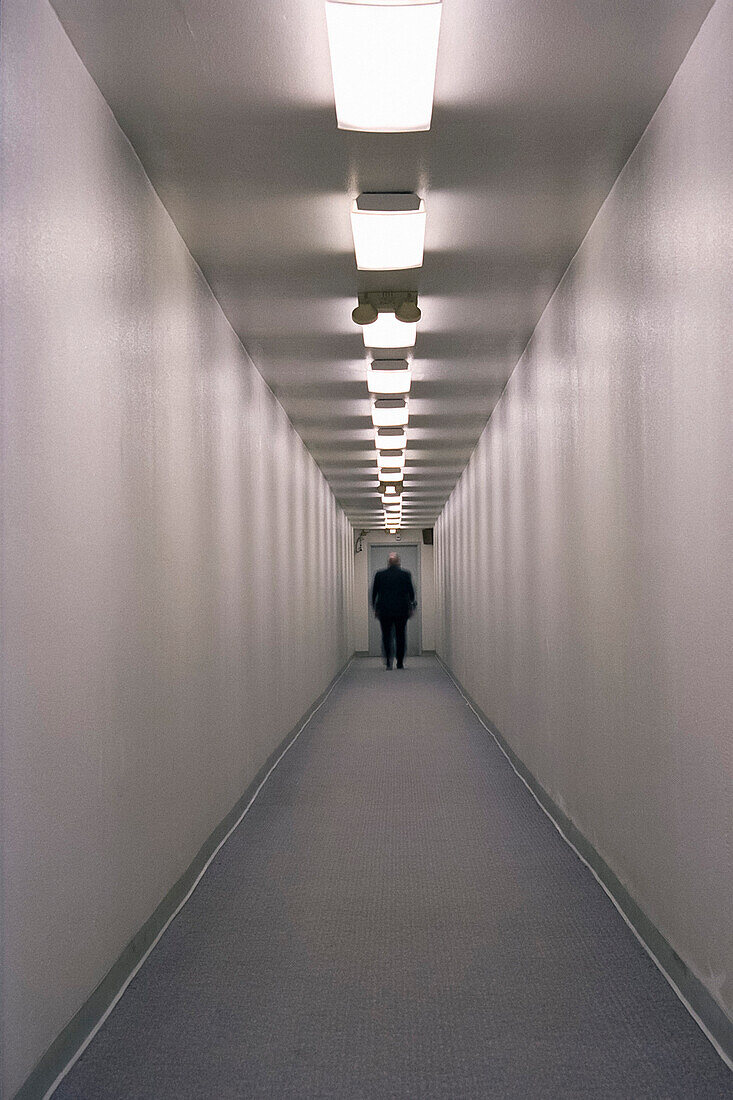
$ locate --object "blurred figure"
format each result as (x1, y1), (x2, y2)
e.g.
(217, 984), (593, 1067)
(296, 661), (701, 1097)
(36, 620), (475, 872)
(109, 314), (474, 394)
(371, 552), (417, 670)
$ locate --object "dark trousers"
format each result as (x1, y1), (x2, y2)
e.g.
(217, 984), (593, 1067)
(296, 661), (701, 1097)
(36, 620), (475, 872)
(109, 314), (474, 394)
(378, 613), (408, 668)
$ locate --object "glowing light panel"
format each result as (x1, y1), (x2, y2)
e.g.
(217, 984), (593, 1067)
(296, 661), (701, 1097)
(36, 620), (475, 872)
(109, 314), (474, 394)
(367, 360), (412, 394)
(351, 195), (426, 270)
(375, 427), (407, 450)
(325, 1), (442, 133)
(377, 451), (406, 469)
(371, 398), (408, 428)
(363, 312), (417, 349)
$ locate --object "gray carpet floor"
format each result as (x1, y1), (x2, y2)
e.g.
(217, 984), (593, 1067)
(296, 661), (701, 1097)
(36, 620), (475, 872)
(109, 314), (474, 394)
(55, 657), (732, 1098)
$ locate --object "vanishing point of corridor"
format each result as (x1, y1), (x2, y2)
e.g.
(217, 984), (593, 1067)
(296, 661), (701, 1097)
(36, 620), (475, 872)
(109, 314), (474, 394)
(53, 659), (730, 1098)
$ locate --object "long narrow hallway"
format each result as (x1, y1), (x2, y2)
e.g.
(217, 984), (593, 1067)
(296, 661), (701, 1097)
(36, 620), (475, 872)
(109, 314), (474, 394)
(53, 658), (729, 1098)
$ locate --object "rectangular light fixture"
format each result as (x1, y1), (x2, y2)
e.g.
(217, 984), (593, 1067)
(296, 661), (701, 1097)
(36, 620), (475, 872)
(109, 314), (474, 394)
(363, 313), (417, 350)
(367, 359), (412, 394)
(376, 450), (405, 469)
(371, 398), (408, 428)
(380, 468), (404, 483)
(351, 194), (426, 271)
(325, 1), (442, 133)
(382, 485), (399, 498)
(375, 427), (407, 451)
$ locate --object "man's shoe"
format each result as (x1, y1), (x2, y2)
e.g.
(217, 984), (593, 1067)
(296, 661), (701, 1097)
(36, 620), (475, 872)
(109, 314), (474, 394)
(385, 662), (393, 670)
(396, 663), (404, 670)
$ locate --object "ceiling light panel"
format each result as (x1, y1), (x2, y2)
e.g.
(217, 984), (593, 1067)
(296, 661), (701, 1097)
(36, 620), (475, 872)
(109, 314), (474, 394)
(351, 194), (426, 270)
(325, 1), (442, 133)
(376, 450), (405, 469)
(367, 359), (412, 394)
(375, 427), (407, 451)
(363, 313), (417, 349)
(371, 398), (408, 427)
(380, 468), (404, 483)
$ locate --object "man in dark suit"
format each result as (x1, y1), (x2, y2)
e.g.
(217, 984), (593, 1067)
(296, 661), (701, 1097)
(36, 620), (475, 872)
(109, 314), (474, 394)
(371, 552), (417, 670)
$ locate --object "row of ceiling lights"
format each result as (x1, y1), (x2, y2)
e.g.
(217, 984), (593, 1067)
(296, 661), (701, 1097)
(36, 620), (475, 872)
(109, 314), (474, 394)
(324, 0), (443, 532)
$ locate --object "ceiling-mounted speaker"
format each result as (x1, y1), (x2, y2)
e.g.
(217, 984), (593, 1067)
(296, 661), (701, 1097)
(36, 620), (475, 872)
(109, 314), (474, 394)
(352, 291), (420, 332)
(352, 301), (378, 325)
(422, 528), (434, 545)
(394, 298), (421, 324)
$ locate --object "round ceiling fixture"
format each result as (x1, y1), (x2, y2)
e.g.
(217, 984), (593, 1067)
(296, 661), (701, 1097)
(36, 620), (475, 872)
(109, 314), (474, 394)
(352, 301), (378, 325)
(395, 299), (421, 324)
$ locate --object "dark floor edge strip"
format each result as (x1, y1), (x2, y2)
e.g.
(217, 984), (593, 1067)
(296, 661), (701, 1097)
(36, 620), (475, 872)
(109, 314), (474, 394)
(435, 653), (733, 1071)
(14, 655), (355, 1100)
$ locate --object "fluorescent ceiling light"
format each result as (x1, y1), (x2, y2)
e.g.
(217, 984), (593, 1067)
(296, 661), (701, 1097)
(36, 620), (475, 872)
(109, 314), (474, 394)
(367, 359), (412, 394)
(371, 398), (408, 428)
(376, 450), (405, 469)
(375, 427), (407, 450)
(351, 194), (426, 270)
(363, 312), (417, 349)
(325, 1), (442, 133)
(380, 468), (404, 483)
(382, 486), (399, 498)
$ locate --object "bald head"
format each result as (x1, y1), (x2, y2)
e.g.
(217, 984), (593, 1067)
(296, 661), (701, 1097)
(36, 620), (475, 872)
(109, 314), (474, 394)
(388, 552), (400, 567)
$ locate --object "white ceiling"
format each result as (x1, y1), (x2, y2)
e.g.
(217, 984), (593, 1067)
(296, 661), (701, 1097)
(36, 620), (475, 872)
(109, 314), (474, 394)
(51, 0), (714, 527)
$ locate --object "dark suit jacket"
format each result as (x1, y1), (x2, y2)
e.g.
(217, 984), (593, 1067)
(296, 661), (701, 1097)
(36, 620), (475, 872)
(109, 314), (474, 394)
(371, 565), (416, 618)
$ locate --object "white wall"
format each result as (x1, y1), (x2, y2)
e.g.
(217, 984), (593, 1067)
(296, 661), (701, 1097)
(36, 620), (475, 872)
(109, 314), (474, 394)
(435, 0), (733, 1026)
(0, 2), (353, 1094)
(353, 531), (435, 652)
